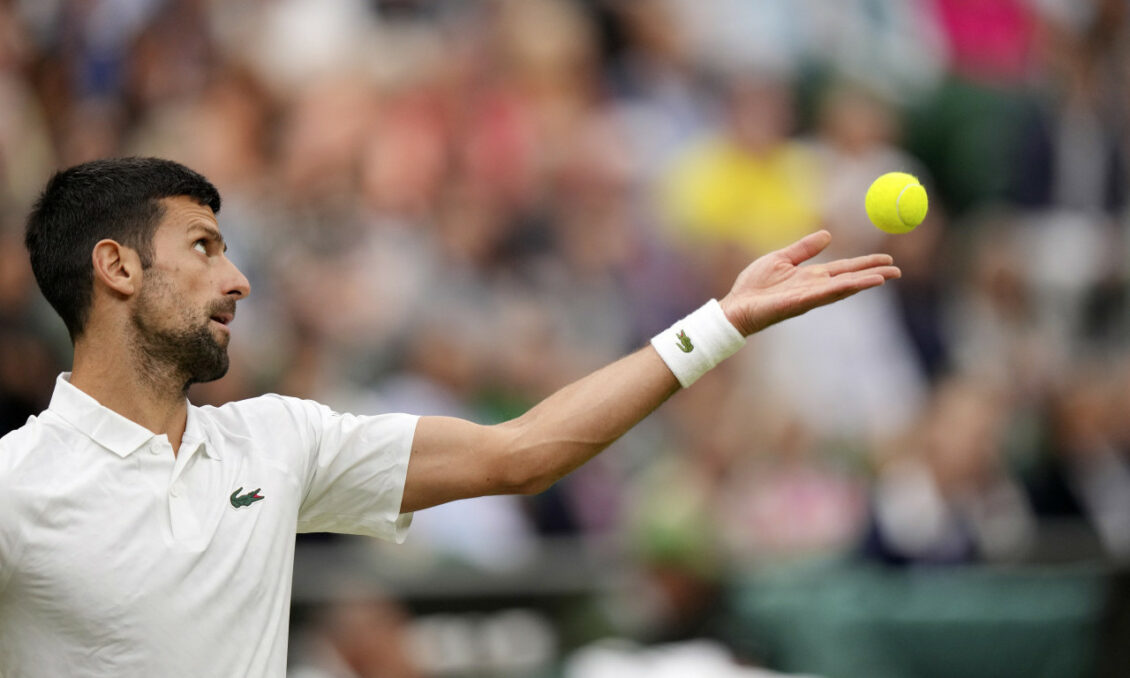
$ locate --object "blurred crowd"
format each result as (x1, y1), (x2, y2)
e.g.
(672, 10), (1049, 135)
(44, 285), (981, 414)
(1, 0), (1130, 674)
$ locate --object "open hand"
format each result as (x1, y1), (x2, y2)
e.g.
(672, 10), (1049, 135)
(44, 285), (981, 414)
(719, 230), (901, 336)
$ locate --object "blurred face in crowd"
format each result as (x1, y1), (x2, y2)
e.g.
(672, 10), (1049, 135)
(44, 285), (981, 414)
(727, 75), (794, 154)
(925, 379), (1004, 492)
(129, 196), (250, 386)
(327, 599), (421, 678)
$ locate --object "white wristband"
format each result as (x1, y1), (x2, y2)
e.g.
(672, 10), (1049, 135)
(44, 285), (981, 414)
(650, 299), (746, 388)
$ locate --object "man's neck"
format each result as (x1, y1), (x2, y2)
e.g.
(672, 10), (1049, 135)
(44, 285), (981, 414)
(70, 341), (190, 453)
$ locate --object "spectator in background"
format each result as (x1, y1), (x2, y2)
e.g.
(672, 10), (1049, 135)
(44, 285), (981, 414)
(1013, 0), (1127, 216)
(946, 214), (1062, 396)
(811, 82), (924, 258)
(290, 590), (422, 678)
(661, 73), (822, 262)
(803, 0), (946, 105)
(716, 408), (868, 565)
(932, 0), (1038, 86)
(1026, 364), (1130, 561)
(0, 1), (55, 210)
(903, 0), (1039, 212)
(663, 0), (808, 77)
(0, 226), (65, 436)
(804, 80), (953, 382)
(862, 376), (1036, 565)
(605, 0), (715, 184)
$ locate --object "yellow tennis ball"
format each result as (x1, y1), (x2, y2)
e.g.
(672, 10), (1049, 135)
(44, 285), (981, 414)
(865, 172), (928, 234)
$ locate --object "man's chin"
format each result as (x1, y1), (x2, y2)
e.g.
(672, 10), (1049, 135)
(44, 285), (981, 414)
(188, 358), (230, 387)
(185, 337), (231, 385)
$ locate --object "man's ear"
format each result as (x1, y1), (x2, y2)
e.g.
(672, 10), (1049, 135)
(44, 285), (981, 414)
(91, 239), (142, 297)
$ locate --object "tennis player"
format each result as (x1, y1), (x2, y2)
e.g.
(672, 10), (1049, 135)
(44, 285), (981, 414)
(0, 157), (899, 676)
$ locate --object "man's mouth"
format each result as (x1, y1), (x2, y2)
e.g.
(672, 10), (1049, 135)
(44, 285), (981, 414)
(210, 312), (234, 326)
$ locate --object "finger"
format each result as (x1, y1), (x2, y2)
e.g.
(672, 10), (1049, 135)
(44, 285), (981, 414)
(810, 276), (885, 309)
(778, 230), (832, 265)
(803, 268), (893, 301)
(761, 265), (899, 328)
(786, 273), (888, 319)
(860, 265), (901, 281)
(822, 253), (895, 277)
(830, 267), (901, 293)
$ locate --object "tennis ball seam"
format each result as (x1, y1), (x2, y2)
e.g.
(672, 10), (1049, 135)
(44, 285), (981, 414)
(895, 184), (917, 226)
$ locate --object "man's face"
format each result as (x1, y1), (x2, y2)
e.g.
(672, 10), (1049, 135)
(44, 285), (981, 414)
(130, 196), (250, 386)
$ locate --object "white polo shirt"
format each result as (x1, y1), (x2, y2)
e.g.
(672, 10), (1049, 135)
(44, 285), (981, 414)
(0, 374), (417, 677)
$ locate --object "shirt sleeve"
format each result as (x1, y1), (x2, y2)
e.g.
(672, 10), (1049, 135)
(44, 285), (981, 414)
(272, 397), (418, 541)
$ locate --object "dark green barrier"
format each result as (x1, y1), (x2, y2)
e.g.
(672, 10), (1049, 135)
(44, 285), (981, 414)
(727, 562), (1106, 678)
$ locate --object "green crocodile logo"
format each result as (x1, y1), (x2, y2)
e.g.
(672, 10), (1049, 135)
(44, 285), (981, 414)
(675, 330), (694, 353)
(230, 487), (265, 508)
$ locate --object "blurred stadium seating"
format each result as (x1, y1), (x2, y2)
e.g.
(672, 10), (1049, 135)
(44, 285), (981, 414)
(1, 1), (1128, 676)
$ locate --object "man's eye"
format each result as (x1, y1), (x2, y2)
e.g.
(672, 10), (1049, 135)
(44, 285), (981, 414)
(193, 240), (208, 254)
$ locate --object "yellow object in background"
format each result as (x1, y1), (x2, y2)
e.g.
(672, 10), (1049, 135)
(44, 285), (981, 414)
(663, 140), (823, 254)
(865, 172), (928, 234)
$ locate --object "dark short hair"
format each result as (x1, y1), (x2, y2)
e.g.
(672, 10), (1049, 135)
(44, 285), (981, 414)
(25, 157), (221, 340)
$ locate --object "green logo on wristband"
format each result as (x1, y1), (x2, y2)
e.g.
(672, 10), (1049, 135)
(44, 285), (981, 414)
(675, 330), (694, 353)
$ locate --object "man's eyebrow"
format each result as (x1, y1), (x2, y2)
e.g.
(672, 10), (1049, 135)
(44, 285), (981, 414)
(188, 223), (228, 252)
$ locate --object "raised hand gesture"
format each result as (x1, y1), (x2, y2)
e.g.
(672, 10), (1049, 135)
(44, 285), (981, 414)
(719, 230), (901, 336)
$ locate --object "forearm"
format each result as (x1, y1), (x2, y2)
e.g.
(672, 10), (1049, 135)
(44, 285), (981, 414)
(498, 346), (680, 492)
(403, 347), (679, 512)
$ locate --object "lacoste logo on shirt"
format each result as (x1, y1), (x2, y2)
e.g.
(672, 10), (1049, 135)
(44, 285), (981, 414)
(675, 330), (694, 353)
(230, 487), (265, 508)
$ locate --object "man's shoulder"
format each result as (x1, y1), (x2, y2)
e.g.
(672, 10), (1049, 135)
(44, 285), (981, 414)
(0, 412), (53, 476)
(201, 392), (323, 418)
(0, 412), (77, 504)
(195, 393), (329, 438)
(0, 413), (38, 447)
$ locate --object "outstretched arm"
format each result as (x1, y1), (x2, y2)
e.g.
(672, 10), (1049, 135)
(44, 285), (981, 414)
(400, 230), (899, 513)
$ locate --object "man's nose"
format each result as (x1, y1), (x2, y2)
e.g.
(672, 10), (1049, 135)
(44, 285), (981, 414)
(222, 256), (251, 300)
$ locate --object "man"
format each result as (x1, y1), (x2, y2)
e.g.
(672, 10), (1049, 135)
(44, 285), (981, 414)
(0, 157), (899, 676)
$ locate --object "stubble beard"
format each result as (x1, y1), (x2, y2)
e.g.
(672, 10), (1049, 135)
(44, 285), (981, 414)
(130, 273), (231, 391)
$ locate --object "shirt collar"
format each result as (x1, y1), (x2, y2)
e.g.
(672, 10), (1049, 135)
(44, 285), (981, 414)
(183, 404), (221, 460)
(47, 373), (219, 460)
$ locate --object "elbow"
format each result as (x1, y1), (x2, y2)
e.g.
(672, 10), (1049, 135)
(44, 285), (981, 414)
(497, 454), (558, 496)
(490, 424), (560, 496)
(511, 468), (558, 496)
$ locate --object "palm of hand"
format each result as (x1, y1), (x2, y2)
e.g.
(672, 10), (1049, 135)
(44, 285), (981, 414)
(720, 230), (901, 336)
